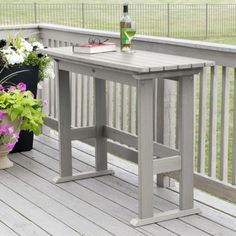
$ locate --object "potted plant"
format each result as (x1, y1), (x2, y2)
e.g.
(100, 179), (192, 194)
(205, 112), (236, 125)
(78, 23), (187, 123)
(0, 34), (53, 152)
(0, 80), (46, 169)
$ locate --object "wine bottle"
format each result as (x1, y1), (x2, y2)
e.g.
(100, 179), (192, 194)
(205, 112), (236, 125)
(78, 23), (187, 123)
(120, 3), (135, 52)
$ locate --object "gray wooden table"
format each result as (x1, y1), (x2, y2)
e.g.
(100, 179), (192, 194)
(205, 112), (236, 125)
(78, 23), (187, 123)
(42, 47), (214, 227)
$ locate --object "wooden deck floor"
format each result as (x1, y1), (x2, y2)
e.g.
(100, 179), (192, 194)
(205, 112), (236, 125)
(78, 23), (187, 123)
(0, 133), (236, 236)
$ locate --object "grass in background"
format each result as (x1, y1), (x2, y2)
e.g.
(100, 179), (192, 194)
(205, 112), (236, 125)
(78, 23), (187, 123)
(206, 37), (236, 44)
(1, 3), (236, 39)
(4, 0), (236, 3)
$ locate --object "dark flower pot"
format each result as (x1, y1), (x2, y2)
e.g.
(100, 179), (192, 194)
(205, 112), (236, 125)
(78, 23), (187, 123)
(0, 65), (39, 153)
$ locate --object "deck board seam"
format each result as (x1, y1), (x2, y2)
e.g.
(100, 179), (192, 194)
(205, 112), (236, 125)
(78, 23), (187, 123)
(0, 180), (83, 236)
(37, 134), (236, 233)
(0, 197), (52, 236)
(16, 150), (203, 236)
(3, 167), (116, 236)
(96, 176), (236, 234)
(38, 134), (233, 213)
(32, 138), (223, 235)
(57, 138), (236, 226)
(0, 218), (21, 236)
(6, 154), (154, 236)
(168, 187), (236, 219)
(13, 152), (164, 236)
(31, 151), (177, 236)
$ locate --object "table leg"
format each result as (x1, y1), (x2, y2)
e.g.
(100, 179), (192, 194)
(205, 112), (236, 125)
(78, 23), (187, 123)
(53, 74), (113, 184)
(56, 70), (72, 180)
(130, 76), (200, 227)
(137, 79), (154, 219)
(179, 76), (194, 210)
(95, 78), (108, 171)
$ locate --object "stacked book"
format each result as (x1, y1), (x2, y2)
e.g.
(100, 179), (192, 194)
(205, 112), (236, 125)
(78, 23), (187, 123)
(72, 42), (116, 54)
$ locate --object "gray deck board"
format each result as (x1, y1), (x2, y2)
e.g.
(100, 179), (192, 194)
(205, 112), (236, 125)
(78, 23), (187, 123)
(36, 135), (236, 234)
(0, 182), (80, 236)
(44, 134), (236, 229)
(0, 200), (50, 236)
(0, 221), (18, 236)
(0, 133), (235, 236)
(0, 170), (111, 236)
(4, 159), (143, 236)
(8, 152), (166, 236)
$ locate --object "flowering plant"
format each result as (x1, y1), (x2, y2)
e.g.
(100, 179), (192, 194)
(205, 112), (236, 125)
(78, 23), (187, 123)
(0, 112), (20, 151)
(0, 81), (46, 138)
(0, 34), (54, 81)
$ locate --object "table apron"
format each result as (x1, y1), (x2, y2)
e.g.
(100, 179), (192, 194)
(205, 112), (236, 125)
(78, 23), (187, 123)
(134, 68), (201, 81)
(57, 60), (201, 86)
(58, 60), (137, 86)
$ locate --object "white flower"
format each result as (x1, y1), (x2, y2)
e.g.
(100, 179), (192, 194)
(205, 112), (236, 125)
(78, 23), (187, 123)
(38, 81), (43, 89)
(21, 39), (33, 52)
(1, 47), (14, 55)
(44, 61), (55, 80)
(32, 41), (44, 50)
(0, 38), (51, 81)
(2, 47), (25, 65)
(5, 53), (24, 65)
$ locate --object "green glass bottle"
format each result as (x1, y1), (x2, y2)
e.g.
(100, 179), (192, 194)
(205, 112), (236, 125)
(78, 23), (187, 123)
(120, 3), (136, 52)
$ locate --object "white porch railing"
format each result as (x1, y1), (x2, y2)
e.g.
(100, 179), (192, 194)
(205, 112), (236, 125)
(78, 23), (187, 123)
(1, 24), (236, 203)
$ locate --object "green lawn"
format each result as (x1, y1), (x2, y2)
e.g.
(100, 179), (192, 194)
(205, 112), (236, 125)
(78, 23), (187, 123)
(206, 37), (236, 44)
(1, 1), (236, 39)
(3, 0), (236, 3)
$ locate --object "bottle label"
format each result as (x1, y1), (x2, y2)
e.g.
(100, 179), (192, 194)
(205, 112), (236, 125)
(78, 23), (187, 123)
(122, 28), (131, 45)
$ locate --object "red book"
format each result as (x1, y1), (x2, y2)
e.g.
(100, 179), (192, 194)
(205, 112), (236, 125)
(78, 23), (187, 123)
(72, 43), (116, 54)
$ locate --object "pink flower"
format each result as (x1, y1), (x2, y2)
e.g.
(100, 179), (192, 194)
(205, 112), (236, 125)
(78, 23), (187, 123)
(2, 124), (10, 135)
(8, 127), (14, 134)
(12, 133), (19, 142)
(6, 142), (15, 151)
(8, 86), (16, 92)
(0, 84), (3, 91)
(0, 112), (4, 120)
(17, 82), (27, 92)
(43, 99), (48, 106)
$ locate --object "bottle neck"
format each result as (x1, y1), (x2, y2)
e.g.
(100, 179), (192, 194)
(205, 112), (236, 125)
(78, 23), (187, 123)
(123, 3), (128, 16)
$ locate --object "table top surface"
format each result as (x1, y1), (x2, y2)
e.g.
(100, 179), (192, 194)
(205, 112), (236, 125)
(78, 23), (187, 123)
(42, 47), (214, 73)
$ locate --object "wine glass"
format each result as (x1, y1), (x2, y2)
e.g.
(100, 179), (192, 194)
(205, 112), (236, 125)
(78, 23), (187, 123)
(125, 21), (136, 53)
